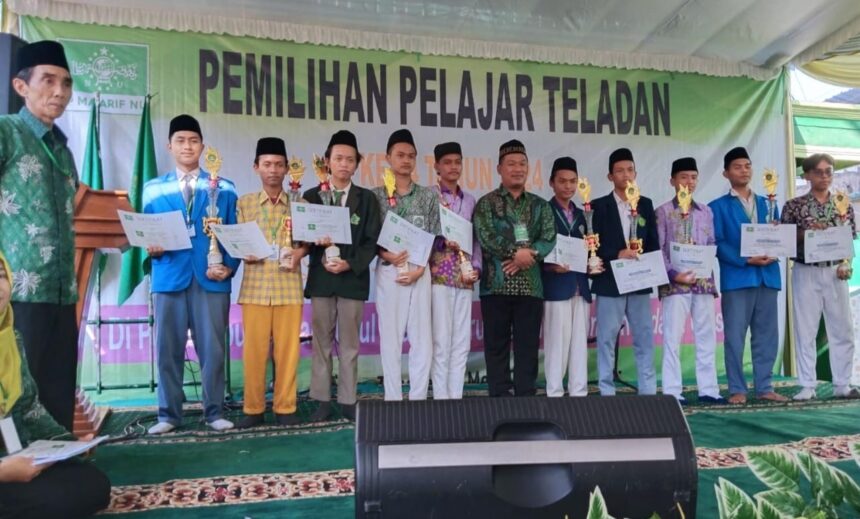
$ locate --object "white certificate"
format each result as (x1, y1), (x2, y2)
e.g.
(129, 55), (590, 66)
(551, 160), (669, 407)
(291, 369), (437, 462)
(610, 250), (670, 294)
(5, 436), (108, 466)
(210, 222), (272, 259)
(377, 211), (436, 267)
(118, 210), (192, 251)
(291, 202), (353, 245)
(439, 204), (473, 255)
(669, 242), (717, 278)
(546, 235), (588, 273)
(740, 224), (797, 257)
(804, 226), (855, 263)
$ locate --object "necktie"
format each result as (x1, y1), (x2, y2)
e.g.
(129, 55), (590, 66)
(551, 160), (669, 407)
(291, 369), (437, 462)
(182, 176), (194, 205)
(333, 190), (344, 206)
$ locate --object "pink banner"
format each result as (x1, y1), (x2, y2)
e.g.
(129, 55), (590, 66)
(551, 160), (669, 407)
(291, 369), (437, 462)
(86, 299), (724, 365)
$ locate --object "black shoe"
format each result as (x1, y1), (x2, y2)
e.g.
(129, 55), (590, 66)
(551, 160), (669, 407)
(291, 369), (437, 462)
(275, 412), (302, 426)
(340, 403), (356, 421)
(698, 395), (727, 404)
(309, 402), (332, 422)
(237, 413), (264, 429)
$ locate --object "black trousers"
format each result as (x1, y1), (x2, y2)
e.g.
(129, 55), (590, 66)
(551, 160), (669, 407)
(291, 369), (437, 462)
(480, 295), (543, 397)
(11, 303), (78, 431)
(0, 460), (111, 519)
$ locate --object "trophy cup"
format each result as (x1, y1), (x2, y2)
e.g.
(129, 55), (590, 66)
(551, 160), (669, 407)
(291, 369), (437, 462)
(279, 216), (294, 271)
(677, 184), (693, 244)
(287, 155), (305, 202)
(763, 168), (778, 223)
(626, 180), (643, 254)
(202, 146), (224, 267)
(383, 167), (397, 208)
(458, 250), (474, 281)
(313, 153), (332, 205)
(577, 177), (604, 274)
(834, 190), (853, 278)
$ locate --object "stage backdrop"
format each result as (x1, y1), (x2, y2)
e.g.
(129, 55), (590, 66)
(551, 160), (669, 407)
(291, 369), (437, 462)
(21, 17), (790, 394)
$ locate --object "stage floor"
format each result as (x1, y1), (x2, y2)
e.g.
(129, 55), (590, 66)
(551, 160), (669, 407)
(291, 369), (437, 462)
(89, 381), (860, 518)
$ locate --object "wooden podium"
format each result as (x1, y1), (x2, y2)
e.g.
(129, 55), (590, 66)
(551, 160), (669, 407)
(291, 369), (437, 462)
(72, 185), (134, 437)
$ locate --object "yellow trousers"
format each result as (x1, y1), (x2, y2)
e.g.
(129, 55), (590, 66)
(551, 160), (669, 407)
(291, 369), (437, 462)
(241, 304), (303, 414)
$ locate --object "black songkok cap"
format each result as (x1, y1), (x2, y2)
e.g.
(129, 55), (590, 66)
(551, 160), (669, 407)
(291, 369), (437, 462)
(608, 148), (634, 172)
(551, 156), (578, 174)
(16, 40), (69, 74)
(671, 157), (698, 176)
(327, 130), (358, 151)
(386, 129), (415, 153)
(499, 139), (527, 161)
(169, 114), (202, 140)
(723, 147), (750, 170)
(255, 137), (287, 159)
(434, 142), (462, 161)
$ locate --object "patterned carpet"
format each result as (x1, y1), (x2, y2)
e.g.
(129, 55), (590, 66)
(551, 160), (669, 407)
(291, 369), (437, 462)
(90, 381), (860, 518)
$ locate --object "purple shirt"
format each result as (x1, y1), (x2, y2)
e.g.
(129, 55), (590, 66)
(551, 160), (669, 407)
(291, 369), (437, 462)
(429, 185), (482, 289)
(656, 198), (718, 297)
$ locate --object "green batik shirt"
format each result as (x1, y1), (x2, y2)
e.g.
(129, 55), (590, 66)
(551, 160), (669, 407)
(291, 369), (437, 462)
(372, 182), (442, 235)
(0, 107), (79, 304)
(474, 185), (556, 298)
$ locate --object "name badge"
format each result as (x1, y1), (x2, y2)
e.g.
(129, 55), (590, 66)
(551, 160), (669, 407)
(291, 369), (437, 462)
(0, 416), (22, 454)
(187, 225), (196, 238)
(268, 243), (279, 260)
(514, 223), (529, 244)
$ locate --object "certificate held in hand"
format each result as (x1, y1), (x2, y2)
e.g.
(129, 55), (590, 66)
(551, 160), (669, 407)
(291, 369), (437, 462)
(439, 204), (473, 255)
(290, 202), (353, 245)
(739, 224), (797, 258)
(804, 226), (854, 263)
(669, 242), (716, 278)
(547, 235), (588, 273)
(118, 210), (192, 251)
(377, 212), (435, 267)
(610, 250), (670, 294)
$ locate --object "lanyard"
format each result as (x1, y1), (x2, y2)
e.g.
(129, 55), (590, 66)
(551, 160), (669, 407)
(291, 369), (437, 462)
(183, 178), (195, 226)
(38, 138), (71, 178)
(552, 204), (576, 235)
(809, 195), (834, 224)
(734, 196), (756, 223)
(261, 198), (285, 243)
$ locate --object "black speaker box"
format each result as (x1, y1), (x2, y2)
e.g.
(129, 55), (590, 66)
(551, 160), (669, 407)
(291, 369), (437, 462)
(355, 395), (697, 518)
(0, 33), (27, 115)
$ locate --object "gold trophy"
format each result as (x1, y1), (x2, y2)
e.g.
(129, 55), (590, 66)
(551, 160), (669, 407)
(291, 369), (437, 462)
(834, 190), (853, 278)
(312, 153), (332, 205)
(202, 146), (224, 267)
(677, 184), (693, 244)
(279, 216), (294, 271)
(763, 168), (778, 223)
(578, 177), (604, 274)
(287, 155), (305, 202)
(626, 180), (643, 254)
(458, 250), (474, 281)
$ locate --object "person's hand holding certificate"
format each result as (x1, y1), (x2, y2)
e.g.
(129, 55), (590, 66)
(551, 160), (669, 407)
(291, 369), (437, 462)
(118, 210), (192, 251)
(209, 222), (272, 259)
(546, 235), (587, 273)
(291, 202), (352, 245)
(377, 212), (435, 267)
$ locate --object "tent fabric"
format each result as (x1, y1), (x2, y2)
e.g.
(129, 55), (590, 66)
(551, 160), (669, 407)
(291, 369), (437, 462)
(9, 0), (860, 81)
(801, 54), (860, 87)
(793, 103), (860, 167)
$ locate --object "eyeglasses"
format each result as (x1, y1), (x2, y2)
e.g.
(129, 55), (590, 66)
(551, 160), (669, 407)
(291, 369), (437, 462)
(809, 168), (833, 178)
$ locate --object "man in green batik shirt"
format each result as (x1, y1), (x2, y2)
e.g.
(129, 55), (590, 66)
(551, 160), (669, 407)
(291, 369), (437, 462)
(474, 139), (555, 397)
(0, 40), (79, 430)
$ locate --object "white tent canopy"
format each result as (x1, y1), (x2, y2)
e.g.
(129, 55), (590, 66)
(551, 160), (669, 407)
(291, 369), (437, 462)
(9, 0), (860, 80)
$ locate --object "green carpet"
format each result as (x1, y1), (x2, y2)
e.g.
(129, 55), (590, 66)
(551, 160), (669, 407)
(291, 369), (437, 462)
(89, 382), (860, 518)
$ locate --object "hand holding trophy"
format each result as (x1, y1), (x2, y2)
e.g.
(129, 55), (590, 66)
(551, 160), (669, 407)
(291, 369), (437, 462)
(834, 190), (853, 279)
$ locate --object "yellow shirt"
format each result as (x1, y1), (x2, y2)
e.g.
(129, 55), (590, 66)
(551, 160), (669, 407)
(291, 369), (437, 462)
(237, 191), (304, 306)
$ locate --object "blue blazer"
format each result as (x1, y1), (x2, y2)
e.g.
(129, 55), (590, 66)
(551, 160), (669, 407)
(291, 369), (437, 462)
(708, 192), (781, 292)
(590, 192), (659, 297)
(143, 170), (239, 293)
(541, 198), (592, 303)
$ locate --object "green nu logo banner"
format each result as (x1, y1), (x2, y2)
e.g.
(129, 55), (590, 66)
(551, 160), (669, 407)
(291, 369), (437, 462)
(60, 39), (149, 115)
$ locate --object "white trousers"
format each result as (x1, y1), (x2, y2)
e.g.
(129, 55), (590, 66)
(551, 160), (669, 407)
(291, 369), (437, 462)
(375, 263), (433, 401)
(660, 293), (720, 398)
(542, 296), (590, 397)
(431, 284), (473, 399)
(791, 263), (855, 388)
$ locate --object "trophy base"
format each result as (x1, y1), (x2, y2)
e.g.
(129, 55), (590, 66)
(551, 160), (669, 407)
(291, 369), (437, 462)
(325, 245), (341, 265)
(207, 253), (223, 267)
(587, 256), (604, 275)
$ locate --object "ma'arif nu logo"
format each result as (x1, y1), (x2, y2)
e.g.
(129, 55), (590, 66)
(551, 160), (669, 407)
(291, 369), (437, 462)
(74, 46), (138, 91)
(58, 39), (148, 114)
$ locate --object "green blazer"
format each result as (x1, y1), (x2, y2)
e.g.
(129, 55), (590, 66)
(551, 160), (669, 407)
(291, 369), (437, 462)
(302, 184), (381, 300)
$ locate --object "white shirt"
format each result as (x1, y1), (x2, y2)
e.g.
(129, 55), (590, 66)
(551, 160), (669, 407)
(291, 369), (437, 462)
(729, 188), (757, 222)
(177, 168), (200, 195)
(613, 191), (632, 242)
